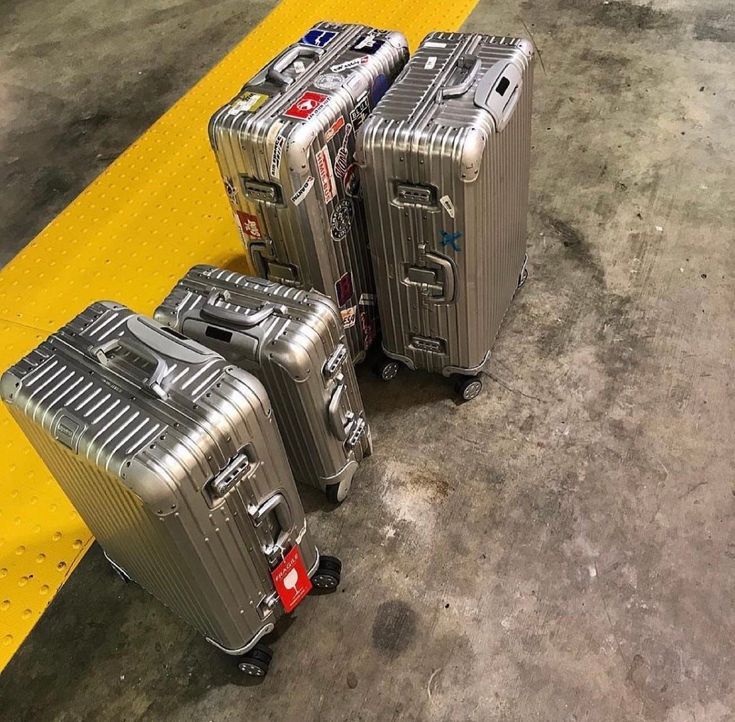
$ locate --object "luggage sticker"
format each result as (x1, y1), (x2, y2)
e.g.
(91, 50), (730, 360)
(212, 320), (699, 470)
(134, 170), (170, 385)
(425, 56), (437, 70)
(224, 177), (238, 204)
(335, 271), (354, 307)
(316, 145), (338, 204)
(440, 229), (463, 252)
(235, 211), (263, 240)
(270, 134), (286, 178)
(314, 73), (344, 91)
(333, 123), (353, 179)
(349, 92), (370, 130)
(351, 34), (384, 54)
(340, 306), (357, 329)
(290, 175), (314, 206)
(301, 29), (339, 48)
(424, 41), (447, 48)
(271, 545), (312, 613)
(330, 199), (354, 240)
(343, 163), (360, 197)
(439, 195), (456, 219)
(324, 116), (345, 142)
(358, 292), (377, 306)
(359, 309), (377, 349)
(284, 91), (329, 120)
(228, 91), (269, 114)
(330, 56), (369, 74)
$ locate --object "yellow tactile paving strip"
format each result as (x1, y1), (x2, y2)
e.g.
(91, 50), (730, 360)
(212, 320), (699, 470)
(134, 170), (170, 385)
(0, 0), (479, 670)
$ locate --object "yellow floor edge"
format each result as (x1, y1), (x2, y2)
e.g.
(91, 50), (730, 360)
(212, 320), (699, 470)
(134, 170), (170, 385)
(0, 0), (479, 670)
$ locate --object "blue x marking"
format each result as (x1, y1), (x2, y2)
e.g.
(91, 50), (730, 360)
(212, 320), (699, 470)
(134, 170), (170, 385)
(440, 230), (463, 252)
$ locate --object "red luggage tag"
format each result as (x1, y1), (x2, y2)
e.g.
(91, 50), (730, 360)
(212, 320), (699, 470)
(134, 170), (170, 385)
(271, 545), (312, 613)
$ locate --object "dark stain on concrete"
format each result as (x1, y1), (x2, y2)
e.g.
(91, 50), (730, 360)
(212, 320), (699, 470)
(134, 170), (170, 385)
(560, 0), (679, 32)
(538, 210), (605, 284)
(693, 10), (735, 43)
(371, 600), (418, 656)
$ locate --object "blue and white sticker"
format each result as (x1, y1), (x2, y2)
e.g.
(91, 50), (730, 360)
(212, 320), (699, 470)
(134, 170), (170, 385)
(302, 29), (338, 47)
(351, 34), (384, 54)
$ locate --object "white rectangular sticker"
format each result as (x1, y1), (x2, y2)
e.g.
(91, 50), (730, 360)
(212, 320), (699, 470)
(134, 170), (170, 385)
(315, 145), (337, 204)
(290, 176), (314, 206)
(331, 56), (369, 73)
(423, 41), (447, 48)
(425, 56), (437, 70)
(439, 194), (456, 219)
(270, 134), (286, 178)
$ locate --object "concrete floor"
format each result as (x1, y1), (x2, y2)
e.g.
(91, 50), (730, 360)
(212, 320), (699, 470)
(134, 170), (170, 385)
(2, 0), (735, 720)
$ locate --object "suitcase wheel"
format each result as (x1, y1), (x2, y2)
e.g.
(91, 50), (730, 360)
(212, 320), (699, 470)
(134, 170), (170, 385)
(311, 555), (342, 591)
(238, 642), (273, 677)
(455, 375), (483, 403)
(325, 482), (345, 505)
(374, 358), (400, 382)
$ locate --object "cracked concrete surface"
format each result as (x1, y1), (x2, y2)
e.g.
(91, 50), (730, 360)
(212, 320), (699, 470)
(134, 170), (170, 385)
(1, 0), (734, 720)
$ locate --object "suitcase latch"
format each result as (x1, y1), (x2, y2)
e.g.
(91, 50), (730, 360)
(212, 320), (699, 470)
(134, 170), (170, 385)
(395, 183), (436, 207)
(207, 451), (254, 501)
(323, 343), (348, 378)
(344, 416), (366, 449)
(242, 178), (282, 204)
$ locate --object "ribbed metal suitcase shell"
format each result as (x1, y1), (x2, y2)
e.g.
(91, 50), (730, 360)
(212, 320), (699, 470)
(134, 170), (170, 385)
(154, 265), (371, 503)
(0, 302), (317, 655)
(208, 22), (409, 363)
(356, 32), (534, 376)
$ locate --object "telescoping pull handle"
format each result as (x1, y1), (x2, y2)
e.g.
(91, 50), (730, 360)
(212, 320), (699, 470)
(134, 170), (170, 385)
(267, 46), (322, 86)
(201, 289), (276, 328)
(249, 492), (294, 557)
(90, 337), (170, 399)
(473, 60), (524, 132)
(437, 55), (482, 101)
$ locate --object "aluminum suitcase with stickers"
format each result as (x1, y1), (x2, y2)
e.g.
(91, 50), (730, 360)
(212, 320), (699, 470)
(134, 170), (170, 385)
(0, 302), (343, 677)
(208, 22), (409, 363)
(356, 32), (534, 401)
(154, 265), (371, 503)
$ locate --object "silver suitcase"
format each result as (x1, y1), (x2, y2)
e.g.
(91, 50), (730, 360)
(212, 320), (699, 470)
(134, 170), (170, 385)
(208, 21), (409, 363)
(154, 264), (372, 504)
(1, 302), (342, 677)
(356, 32), (534, 401)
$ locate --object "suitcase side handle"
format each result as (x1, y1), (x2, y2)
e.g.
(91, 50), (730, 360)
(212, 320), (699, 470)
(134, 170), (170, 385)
(437, 55), (482, 101)
(249, 492), (294, 557)
(265, 46), (322, 87)
(201, 289), (277, 327)
(90, 338), (169, 399)
(425, 253), (455, 303)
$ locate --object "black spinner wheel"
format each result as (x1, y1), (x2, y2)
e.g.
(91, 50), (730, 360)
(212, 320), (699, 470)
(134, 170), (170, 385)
(455, 375), (484, 402)
(311, 555), (342, 591)
(374, 357), (400, 382)
(238, 642), (273, 677)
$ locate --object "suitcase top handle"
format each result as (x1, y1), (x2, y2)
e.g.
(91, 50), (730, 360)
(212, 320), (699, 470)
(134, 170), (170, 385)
(88, 316), (218, 399)
(436, 55), (482, 101)
(201, 289), (280, 328)
(90, 337), (170, 399)
(263, 46), (322, 87)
